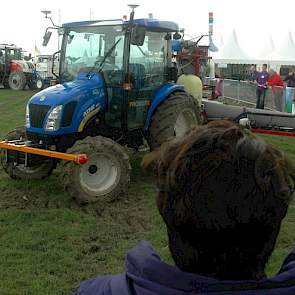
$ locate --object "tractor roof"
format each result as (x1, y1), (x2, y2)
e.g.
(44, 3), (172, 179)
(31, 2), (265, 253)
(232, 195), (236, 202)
(63, 18), (179, 32)
(0, 44), (21, 50)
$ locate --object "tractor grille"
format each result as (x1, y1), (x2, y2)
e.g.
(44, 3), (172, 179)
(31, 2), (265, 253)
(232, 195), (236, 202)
(61, 101), (77, 127)
(29, 104), (51, 128)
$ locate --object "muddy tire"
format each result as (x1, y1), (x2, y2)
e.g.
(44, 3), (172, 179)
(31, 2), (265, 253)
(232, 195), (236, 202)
(28, 80), (37, 90)
(8, 72), (27, 90)
(61, 136), (131, 204)
(149, 92), (201, 149)
(0, 127), (55, 180)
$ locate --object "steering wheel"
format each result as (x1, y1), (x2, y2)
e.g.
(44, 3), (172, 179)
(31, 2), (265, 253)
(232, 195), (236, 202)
(60, 62), (76, 81)
(61, 70), (74, 81)
(66, 56), (81, 64)
(94, 56), (120, 70)
(108, 63), (121, 71)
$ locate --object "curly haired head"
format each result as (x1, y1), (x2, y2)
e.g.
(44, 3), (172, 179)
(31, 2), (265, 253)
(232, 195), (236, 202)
(144, 120), (295, 280)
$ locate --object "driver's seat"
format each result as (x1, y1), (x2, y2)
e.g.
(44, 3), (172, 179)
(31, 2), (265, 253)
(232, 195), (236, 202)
(129, 63), (145, 89)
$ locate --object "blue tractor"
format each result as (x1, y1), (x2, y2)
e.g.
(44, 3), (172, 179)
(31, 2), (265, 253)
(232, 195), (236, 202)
(0, 7), (201, 203)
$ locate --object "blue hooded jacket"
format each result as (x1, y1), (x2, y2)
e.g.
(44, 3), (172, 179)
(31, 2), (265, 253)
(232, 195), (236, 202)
(73, 241), (295, 295)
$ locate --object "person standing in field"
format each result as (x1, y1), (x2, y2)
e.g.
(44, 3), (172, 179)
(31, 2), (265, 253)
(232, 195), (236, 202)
(249, 65), (258, 82)
(284, 71), (295, 112)
(267, 69), (284, 111)
(255, 64), (269, 109)
(284, 71), (295, 88)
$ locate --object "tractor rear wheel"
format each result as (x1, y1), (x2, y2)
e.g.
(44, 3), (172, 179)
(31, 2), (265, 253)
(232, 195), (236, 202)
(60, 136), (131, 204)
(0, 127), (55, 179)
(8, 72), (27, 90)
(149, 92), (201, 149)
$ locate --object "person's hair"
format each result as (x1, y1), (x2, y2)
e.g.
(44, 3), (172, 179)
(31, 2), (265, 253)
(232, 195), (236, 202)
(144, 121), (295, 280)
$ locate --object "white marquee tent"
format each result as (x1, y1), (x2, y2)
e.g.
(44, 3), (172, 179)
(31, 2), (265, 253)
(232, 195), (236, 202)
(255, 36), (275, 59)
(262, 32), (295, 65)
(214, 33), (224, 50)
(211, 30), (295, 66)
(211, 30), (257, 64)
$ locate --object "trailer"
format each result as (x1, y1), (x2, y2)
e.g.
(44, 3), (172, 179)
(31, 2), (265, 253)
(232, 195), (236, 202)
(203, 99), (295, 136)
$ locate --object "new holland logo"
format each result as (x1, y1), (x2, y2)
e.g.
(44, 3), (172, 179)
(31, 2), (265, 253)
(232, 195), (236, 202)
(40, 95), (46, 102)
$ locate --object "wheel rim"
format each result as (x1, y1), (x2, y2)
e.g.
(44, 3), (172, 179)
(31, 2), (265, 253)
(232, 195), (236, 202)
(79, 152), (120, 196)
(36, 80), (43, 89)
(11, 74), (23, 88)
(174, 109), (198, 137)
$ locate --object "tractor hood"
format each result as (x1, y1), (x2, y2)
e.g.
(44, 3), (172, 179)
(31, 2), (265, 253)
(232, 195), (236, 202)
(29, 72), (105, 106)
(27, 72), (106, 135)
(11, 60), (34, 73)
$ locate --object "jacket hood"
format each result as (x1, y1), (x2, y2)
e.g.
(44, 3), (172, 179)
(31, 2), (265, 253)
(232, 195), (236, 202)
(124, 241), (295, 295)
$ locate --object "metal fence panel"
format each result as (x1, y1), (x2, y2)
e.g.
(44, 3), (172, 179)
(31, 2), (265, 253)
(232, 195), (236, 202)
(204, 78), (287, 111)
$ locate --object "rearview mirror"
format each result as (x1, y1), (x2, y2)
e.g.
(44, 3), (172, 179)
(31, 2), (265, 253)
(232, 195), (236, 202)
(173, 32), (182, 40)
(42, 31), (52, 46)
(131, 26), (146, 46)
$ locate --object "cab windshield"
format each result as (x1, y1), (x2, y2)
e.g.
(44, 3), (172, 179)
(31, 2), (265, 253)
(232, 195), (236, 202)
(2, 48), (22, 60)
(60, 25), (125, 81)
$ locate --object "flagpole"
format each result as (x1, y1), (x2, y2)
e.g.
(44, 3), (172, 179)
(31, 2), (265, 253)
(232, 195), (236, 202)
(58, 9), (61, 50)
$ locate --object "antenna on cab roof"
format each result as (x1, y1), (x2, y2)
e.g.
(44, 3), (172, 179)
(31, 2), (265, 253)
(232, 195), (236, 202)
(128, 4), (139, 22)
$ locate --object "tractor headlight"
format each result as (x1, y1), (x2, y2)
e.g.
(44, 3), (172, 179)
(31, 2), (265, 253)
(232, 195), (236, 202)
(25, 104), (30, 128)
(45, 105), (63, 131)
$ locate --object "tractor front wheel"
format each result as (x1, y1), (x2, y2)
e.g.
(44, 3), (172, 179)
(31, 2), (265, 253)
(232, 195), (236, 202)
(36, 79), (44, 89)
(0, 127), (55, 179)
(149, 92), (201, 149)
(8, 72), (27, 90)
(60, 136), (131, 204)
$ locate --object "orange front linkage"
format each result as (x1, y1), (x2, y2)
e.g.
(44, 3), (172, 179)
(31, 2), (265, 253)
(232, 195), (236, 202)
(0, 141), (88, 165)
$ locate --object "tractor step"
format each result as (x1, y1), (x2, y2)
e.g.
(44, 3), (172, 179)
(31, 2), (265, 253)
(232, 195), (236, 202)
(0, 140), (88, 165)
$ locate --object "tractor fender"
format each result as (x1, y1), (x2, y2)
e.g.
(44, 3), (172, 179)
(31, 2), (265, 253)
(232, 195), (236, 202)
(144, 83), (185, 131)
(10, 62), (23, 73)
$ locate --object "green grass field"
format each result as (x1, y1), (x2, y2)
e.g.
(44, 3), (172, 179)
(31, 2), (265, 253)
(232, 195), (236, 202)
(0, 89), (295, 295)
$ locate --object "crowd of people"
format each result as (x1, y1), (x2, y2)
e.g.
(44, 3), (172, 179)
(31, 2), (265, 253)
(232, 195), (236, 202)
(251, 64), (295, 111)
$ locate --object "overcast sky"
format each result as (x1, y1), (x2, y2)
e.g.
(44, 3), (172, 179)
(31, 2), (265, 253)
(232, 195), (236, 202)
(2, 0), (295, 57)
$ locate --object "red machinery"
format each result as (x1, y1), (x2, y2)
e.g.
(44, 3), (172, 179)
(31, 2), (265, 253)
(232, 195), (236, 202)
(174, 37), (211, 77)
(0, 44), (35, 90)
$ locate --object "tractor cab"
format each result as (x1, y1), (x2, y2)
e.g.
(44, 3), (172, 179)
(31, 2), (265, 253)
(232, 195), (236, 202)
(56, 18), (179, 131)
(0, 44), (22, 61)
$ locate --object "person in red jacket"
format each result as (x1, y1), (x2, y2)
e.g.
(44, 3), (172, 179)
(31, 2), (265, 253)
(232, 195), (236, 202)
(268, 69), (284, 111)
